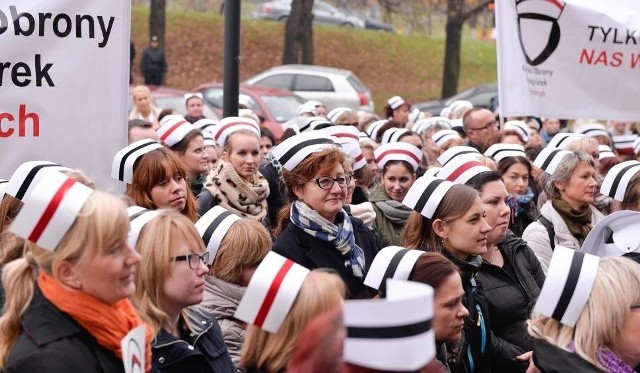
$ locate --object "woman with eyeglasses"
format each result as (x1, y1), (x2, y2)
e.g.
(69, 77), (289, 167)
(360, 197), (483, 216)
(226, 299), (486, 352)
(369, 142), (422, 246)
(184, 93), (206, 124)
(132, 209), (236, 373)
(271, 131), (381, 299)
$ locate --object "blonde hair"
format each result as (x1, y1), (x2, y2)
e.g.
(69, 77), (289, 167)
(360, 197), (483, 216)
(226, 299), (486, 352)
(211, 219), (271, 284)
(0, 191), (129, 367)
(132, 209), (206, 337)
(527, 256), (640, 370)
(241, 269), (345, 372)
(222, 129), (260, 154)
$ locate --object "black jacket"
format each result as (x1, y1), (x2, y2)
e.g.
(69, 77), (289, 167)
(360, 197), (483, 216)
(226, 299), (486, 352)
(272, 217), (381, 299)
(441, 250), (492, 373)
(532, 339), (602, 373)
(140, 47), (167, 74)
(5, 287), (124, 373)
(151, 315), (235, 373)
(476, 230), (545, 373)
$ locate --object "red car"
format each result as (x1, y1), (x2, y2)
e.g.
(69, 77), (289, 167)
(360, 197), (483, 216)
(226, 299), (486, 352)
(192, 83), (305, 141)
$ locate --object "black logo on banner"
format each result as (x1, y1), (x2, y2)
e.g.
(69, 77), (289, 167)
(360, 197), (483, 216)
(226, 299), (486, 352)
(516, 0), (565, 66)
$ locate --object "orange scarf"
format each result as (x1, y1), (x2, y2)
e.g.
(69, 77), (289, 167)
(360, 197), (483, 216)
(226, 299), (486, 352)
(38, 272), (153, 372)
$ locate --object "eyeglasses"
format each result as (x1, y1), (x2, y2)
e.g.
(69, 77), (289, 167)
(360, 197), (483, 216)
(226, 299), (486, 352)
(631, 304), (640, 309)
(470, 120), (498, 131)
(172, 252), (209, 270)
(341, 122), (359, 127)
(312, 174), (353, 190)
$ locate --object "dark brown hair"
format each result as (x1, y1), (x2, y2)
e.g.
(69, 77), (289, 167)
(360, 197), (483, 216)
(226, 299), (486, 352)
(497, 156), (531, 177)
(168, 129), (203, 156)
(408, 252), (461, 291)
(125, 147), (198, 222)
(401, 184), (479, 251)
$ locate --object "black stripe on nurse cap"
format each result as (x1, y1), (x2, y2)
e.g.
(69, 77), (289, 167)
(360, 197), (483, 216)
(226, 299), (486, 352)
(600, 160), (640, 202)
(364, 246), (424, 295)
(4, 161), (70, 201)
(343, 279), (435, 371)
(271, 131), (335, 171)
(533, 246), (599, 326)
(111, 139), (163, 183)
(547, 133), (584, 149)
(483, 143), (526, 163)
(436, 146), (480, 167)
(533, 146), (572, 175)
(127, 206), (161, 248)
(402, 176), (454, 219)
(195, 205), (241, 265)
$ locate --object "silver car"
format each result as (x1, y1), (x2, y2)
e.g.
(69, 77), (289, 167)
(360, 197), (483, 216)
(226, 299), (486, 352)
(252, 0), (365, 29)
(244, 64), (374, 113)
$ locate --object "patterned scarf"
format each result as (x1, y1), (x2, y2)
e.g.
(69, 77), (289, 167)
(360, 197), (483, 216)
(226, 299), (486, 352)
(263, 151), (283, 178)
(568, 342), (636, 373)
(506, 188), (535, 223)
(203, 160), (269, 222)
(290, 200), (366, 278)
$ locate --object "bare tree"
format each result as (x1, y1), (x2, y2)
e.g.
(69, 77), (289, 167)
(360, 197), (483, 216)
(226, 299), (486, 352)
(440, 0), (492, 99)
(282, 0), (315, 64)
(149, 0), (166, 46)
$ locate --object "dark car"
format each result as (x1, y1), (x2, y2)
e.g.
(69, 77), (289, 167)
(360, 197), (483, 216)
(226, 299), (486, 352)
(192, 83), (305, 141)
(413, 83), (498, 116)
(364, 18), (395, 32)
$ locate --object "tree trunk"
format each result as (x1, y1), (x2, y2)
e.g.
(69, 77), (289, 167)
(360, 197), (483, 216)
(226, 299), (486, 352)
(282, 0), (314, 65)
(149, 0), (166, 47)
(440, 0), (492, 99)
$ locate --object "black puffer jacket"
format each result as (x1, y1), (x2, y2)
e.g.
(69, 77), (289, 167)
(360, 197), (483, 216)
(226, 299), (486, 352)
(5, 287), (124, 373)
(272, 216), (381, 299)
(441, 250), (492, 373)
(476, 230), (545, 373)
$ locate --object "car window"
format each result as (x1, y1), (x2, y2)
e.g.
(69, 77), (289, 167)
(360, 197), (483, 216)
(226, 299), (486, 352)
(202, 88), (224, 108)
(294, 74), (334, 92)
(261, 95), (305, 123)
(468, 91), (498, 108)
(347, 74), (367, 93)
(255, 74), (294, 90)
(314, 2), (335, 13)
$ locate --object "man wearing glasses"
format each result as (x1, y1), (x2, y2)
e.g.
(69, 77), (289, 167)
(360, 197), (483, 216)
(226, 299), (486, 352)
(463, 108), (499, 153)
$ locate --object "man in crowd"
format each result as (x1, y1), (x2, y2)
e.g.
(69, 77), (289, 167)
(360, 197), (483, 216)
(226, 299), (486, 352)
(463, 107), (498, 153)
(140, 35), (168, 86)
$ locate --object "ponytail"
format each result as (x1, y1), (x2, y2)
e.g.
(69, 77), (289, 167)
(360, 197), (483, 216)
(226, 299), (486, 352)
(0, 255), (37, 367)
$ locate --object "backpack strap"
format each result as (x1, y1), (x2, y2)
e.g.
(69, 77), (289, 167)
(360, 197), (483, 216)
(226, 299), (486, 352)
(537, 215), (556, 251)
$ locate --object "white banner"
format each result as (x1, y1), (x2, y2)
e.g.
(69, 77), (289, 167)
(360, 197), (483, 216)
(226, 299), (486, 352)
(496, 0), (640, 121)
(0, 1), (130, 189)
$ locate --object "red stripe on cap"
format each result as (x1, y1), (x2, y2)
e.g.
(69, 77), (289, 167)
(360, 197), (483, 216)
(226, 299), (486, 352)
(28, 178), (76, 243)
(375, 149), (420, 164)
(334, 133), (359, 140)
(160, 120), (188, 142)
(354, 153), (364, 162)
(214, 120), (254, 141)
(254, 259), (294, 327)
(446, 161), (483, 182)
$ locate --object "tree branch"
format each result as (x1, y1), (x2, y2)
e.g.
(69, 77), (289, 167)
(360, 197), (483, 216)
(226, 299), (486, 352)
(461, 0), (492, 21)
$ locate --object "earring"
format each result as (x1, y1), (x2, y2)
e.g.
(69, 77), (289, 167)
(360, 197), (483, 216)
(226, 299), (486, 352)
(440, 237), (447, 249)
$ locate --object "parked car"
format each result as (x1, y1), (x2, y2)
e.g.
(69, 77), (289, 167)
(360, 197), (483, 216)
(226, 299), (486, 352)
(252, 0), (365, 29)
(244, 64), (375, 113)
(364, 18), (395, 32)
(413, 83), (498, 116)
(192, 83), (305, 141)
(129, 86), (220, 119)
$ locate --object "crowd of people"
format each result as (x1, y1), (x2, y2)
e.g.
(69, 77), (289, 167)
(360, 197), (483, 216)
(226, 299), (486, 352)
(1, 87), (640, 373)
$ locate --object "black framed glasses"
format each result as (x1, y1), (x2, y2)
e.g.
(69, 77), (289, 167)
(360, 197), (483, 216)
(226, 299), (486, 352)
(471, 120), (498, 131)
(172, 252), (209, 270)
(312, 174), (353, 190)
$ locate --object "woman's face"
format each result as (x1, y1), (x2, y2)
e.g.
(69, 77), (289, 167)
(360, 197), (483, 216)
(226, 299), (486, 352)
(382, 163), (416, 202)
(260, 136), (273, 158)
(437, 197), (492, 259)
(480, 180), (511, 246)
(161, 233), (208, 312)
(204, 146), (218, 172)
(362, 147), (378, 179)
(186, 97), (204, 118)
(393, 104), (410, 124)
(556, 161), (597, 210)
(615, 306), (640, 367)
(433, 273), (469, 342)
(150, 171), (187, 211)
(133, 91), (151, 112)
(72, 233), (141, 306)
(400, 134), (424, 152)
(224, 133), (261, 181)
(502, 162), (530, 195)
(180, 135), (209, 178)
(294, 163), (347, 222)
(343, 162), (355, 205)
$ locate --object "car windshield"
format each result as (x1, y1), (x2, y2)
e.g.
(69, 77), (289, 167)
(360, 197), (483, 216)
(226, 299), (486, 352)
(347, 74), (367, 93)
(261, 95), (303, 123)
